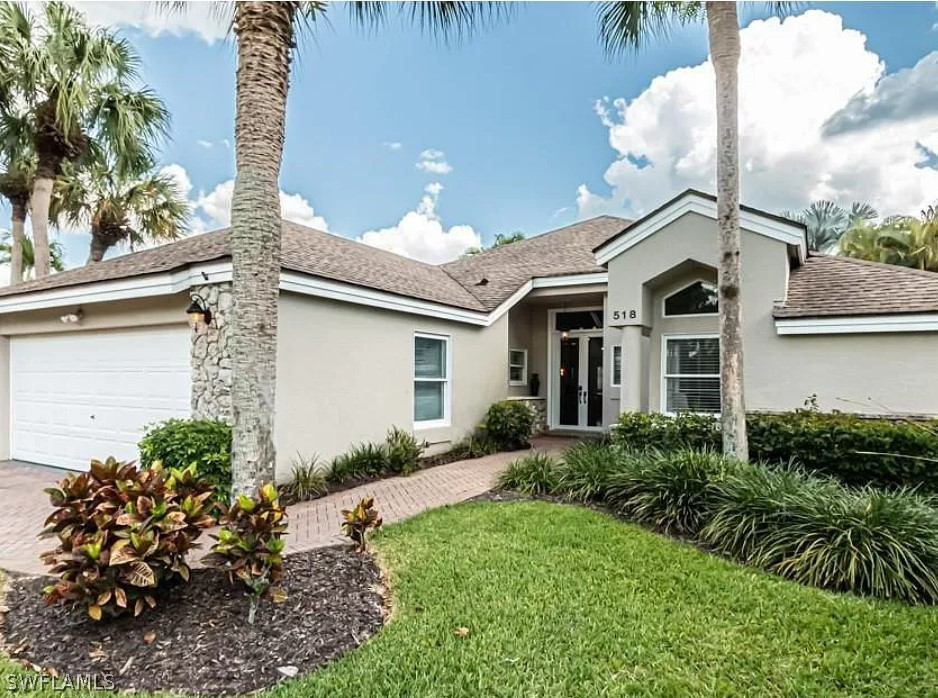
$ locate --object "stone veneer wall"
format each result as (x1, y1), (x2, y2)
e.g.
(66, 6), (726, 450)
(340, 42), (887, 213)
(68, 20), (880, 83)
(191, 282), (233, 422)
(505, 396), (548, 435)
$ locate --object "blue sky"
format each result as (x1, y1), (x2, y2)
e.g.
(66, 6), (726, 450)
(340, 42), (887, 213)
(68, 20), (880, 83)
(12, 2), (938, 268)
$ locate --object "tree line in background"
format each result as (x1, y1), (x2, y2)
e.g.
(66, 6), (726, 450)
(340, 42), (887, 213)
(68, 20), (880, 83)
(788, 200), (938, 271)
(0, 2), (188, 284)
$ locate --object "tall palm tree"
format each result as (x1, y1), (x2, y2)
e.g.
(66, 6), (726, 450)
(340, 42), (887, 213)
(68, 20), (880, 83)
(0, 231), (65, 280)
(169, 2), (506, 496)
(0, 106), (34, 285)
(598, 1), (766, 459)
(784, 200), (878, 252)
(0, 2), (169, 278)
(52, 159), (189, 262)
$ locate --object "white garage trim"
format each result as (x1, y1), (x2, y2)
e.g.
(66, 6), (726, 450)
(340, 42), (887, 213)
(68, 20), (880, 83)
(10, 326), (191, 471)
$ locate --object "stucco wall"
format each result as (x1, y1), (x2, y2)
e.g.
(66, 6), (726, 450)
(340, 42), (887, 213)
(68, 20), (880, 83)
(274, 292), (509, 480)
(0, 294), (188, 336)
(607, 211), (938, 417)
(507, 304), (532, 397)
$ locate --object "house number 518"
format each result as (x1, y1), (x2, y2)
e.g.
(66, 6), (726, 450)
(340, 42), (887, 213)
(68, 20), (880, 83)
(612, 310), (637, 320)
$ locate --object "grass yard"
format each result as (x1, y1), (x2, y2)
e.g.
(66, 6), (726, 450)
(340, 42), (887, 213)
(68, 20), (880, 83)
(4, 500), (938, 697)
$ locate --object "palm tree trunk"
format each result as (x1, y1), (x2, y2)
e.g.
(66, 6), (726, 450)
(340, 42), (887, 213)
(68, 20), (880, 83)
(30, 160), (55, 279)
(88, 230), (109, 263)
(228, 1), (295, 497)
(9, 200), (27, 285)
(707, 3), (748, 461)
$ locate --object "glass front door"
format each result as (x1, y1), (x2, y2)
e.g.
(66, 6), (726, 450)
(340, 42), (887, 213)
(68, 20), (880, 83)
(557, 334), (604, 428)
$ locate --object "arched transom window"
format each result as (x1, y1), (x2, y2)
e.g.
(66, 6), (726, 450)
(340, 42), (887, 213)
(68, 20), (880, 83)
(664, 280), (719, 317)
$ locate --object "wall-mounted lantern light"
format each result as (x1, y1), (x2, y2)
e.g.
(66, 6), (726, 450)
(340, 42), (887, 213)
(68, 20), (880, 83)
(186, 294), (212, 329)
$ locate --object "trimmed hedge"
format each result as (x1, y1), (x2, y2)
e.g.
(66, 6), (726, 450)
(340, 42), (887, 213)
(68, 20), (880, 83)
(611, 411), (938, 491)
(139, 418), (232, 503)
(499, 445), (938, 604)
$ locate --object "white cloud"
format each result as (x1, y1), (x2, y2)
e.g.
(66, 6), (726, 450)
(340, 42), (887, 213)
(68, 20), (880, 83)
(578, 10), (938, 220)
(68, 2), (228, 44)
(416, 148), (453, 175)
(382, 141), (403, 151)
(359, 183), (480, 263)
(197, 139), (213, 149)
(193, 178), (329, 233)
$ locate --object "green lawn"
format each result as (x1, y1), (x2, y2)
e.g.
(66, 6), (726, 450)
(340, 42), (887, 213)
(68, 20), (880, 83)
(5, 501), (938, 697)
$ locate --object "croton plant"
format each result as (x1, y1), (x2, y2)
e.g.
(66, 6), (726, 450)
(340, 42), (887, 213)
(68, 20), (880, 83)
(40, 458), (216, 620)
(202, 482), (289, 624)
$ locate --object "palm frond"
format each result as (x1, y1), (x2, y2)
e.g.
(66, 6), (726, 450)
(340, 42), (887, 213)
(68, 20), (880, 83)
(596, 1), (703, 58)
(347, 1), (511, 43)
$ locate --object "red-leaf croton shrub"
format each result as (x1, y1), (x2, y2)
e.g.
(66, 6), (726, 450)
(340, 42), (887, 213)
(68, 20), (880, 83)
(341, 497), (383, 554)
(40, 458), (216, 620)
(202, 483), (288, 624)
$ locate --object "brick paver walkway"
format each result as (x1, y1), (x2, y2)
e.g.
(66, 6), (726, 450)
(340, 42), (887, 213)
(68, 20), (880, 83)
(0, 436), (573, 577)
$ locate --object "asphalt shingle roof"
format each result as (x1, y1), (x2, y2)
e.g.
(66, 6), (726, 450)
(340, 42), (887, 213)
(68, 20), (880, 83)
(3, 217), (936, 321)
(442, 215), (630, 309)
(774, 254), (938, 318)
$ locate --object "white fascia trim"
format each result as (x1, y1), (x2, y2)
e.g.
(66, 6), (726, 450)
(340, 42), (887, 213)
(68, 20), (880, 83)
(279, 272), (491, 326)
(595, 193), (807, 266)
(0, 262), (232, 314)
(486, 273), (609, 324)
(775, 313), (938, 335)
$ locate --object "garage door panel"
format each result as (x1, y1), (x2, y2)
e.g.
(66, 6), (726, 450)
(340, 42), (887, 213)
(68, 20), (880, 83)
(11, 327), (191, 471)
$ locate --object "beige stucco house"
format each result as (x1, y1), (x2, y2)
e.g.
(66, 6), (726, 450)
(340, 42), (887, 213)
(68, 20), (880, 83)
(1, 189), (936, 479)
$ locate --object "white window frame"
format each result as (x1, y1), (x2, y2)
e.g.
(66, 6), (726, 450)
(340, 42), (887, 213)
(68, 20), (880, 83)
(610, 344), (622, 388)
(662, 280), (719, 318)
(508, 348), (528, 387)
(414, 332), (452, 429)
(661, 333), (720, 415)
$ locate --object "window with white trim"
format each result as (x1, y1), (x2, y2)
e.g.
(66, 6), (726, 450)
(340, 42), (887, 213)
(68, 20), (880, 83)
(664, 280), (719, 317)
(414, 333), (450, 426)
(610, 345), (622, 387)
(508, 349), (527, 386)
(663, 336), (720, 413)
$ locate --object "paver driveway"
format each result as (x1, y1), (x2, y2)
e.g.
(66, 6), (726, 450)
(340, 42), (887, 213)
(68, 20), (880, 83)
(0, 436), (573, 576)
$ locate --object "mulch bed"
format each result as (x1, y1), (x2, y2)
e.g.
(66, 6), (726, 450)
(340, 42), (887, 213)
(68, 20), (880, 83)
(1, 546), (386, 696)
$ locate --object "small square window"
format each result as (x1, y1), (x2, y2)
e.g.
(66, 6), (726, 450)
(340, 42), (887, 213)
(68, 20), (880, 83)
(508, 349), (527, 386)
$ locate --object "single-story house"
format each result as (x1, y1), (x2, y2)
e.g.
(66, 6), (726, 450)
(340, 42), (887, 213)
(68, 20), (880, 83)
(1, 188), (936, 479)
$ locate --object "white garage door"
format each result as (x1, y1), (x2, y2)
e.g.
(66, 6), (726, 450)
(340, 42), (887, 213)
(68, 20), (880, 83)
(11, 326), (191, 471)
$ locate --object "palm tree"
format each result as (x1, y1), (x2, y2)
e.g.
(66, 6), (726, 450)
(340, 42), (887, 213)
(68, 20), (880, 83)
(168, 2), (506, 496)
(0, 106), (34, 285)
(784, 200), (878, 253)
(52, 159), (189, 263)
(598, 1), (768, 459)
(0, 2), (169, 279)
(0, 231), (65, 281)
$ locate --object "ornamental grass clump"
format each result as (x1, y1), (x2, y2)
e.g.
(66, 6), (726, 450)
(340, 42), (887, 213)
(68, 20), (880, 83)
(605, 449), (741, 536)
(40, 458), (216, 620)
(496, 452), (560, 495)
(202, 483), (289, 625)
(704, 468), (938, 604)
(554, 441), (624, 503)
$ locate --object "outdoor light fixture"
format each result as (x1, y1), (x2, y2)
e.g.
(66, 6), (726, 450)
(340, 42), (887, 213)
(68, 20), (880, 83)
(186, 294), (212, 328)
(59, 308), (83, 325)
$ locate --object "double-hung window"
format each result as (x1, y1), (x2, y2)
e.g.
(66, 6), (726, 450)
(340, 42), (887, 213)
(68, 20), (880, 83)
(508, 349), (528, 386)
(414, 333), (450, 427)
(663, 336), (720, 413)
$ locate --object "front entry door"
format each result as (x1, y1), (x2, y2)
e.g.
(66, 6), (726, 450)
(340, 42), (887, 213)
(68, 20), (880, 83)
(558, 334), (604, 428)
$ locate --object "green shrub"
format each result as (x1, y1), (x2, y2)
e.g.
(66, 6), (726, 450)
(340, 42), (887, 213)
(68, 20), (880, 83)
(139, 418), (232, 502)
(497, 453), (559, 495)
(282, 454), (328, 503)
(704, 469), (938, 604)
(341, 497), (383, 554)
(329, 442), (390, 482)
(41, 458), (216, 620)
(612, 410), (938, 492)
(605, 449), (741, 536)
(202, 483), (288, 625)
(554, 441), (623, 502)
(485, 400), (535, 451)
(386, 427), (426, 475)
